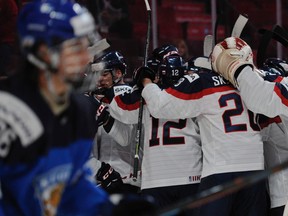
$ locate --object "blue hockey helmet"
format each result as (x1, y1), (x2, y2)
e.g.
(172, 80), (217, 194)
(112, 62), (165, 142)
(92, 51), (127, 75)
(17, 0), (97, 54)
(152, 44), (179, 62)
(48, 1), (97, 47)
(262, 58), (288, 77)
(17, 1), (54, 54)
(158, 55), (186, 86)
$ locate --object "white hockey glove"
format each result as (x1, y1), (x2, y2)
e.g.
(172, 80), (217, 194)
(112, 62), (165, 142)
(211, 37), (254, 87)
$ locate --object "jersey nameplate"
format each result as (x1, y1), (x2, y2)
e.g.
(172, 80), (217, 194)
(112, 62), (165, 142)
(113, 85), (132, 96)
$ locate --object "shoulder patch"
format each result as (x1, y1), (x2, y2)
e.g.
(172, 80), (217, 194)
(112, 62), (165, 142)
(185, 73), (200, 83)
(113, 85), (132, 96)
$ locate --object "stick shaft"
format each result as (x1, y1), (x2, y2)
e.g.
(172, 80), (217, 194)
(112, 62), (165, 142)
(133, 0), (151, 180)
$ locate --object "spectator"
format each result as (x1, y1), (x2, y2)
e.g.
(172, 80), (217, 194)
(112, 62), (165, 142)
(96, 0), (133, 38)
(174, 38), (190, 61)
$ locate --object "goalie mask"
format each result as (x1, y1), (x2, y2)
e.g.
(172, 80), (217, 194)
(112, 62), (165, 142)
(158, 55), (186, 87)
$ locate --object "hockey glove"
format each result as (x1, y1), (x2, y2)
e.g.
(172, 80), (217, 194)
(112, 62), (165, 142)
(96, 162), (123, 194)
(133, 66), (156, 89)
(211, 37), (254, 87)
(96, 104), (110, 126)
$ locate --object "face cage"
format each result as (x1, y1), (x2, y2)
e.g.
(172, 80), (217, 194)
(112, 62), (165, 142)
(47, 32), (106, 93)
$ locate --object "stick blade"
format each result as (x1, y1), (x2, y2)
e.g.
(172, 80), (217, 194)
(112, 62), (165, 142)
(231, 14), (248, 38)
(203, 35), (214, 57)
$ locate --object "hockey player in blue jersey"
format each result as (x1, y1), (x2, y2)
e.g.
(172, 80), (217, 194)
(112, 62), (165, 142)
(0, 1), (112, 215)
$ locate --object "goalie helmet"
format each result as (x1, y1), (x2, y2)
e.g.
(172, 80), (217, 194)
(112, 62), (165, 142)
(262, 58), (288, 77)
(92, 51), (127, 75)
(158, 55), (186, 87)
(152, 44), (179, 62)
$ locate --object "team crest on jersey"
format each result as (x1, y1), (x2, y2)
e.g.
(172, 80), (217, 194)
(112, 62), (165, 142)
(34, 164), (72, 216)
(185, 73), (200, 83)
(0, 91), (43, 158)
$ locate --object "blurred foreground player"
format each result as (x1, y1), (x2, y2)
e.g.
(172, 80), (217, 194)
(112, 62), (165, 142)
(0, 1), (112, 215)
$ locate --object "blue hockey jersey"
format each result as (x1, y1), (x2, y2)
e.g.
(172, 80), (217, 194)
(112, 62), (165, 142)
(0, 76), (111, 216)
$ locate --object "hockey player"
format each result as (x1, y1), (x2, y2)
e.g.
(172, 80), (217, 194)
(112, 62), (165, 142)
(247, 59), (288, 216)
(0, 1), (112, 215)
(137, 53), (268, 215)
(86, 50), (142, 194)
(107, 52), (202, 213)
(210, 36), (288, 118)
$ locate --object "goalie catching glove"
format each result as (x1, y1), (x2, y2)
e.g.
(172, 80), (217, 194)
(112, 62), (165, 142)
(211, 37), (254, 87)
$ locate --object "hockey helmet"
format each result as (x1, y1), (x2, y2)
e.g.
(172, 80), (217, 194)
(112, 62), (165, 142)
(159, 55), (186, 86)
(92, 51), (127, 75)
(263, 58), (288, 77)
(152, 44), (179, 62)
(18, 0), (98, 54)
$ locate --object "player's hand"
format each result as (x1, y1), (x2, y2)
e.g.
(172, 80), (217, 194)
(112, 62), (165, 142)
(211, 37), (254, 87)
(96, 162), (123, 194)
(96, 104), (110, 126)
(132, 66), (156, 89)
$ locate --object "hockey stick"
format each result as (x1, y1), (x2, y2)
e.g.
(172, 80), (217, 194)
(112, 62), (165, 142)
(203, 34), (214, 57)
(159, 158), (288, 216)
(133, 0), (151, 181)
(231, 14), (248, 38)
(195, 14), (248, 70)
(257, 25), (288, 67)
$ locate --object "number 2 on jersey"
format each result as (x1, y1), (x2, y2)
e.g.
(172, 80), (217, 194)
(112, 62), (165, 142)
(219, 92), (260, 133)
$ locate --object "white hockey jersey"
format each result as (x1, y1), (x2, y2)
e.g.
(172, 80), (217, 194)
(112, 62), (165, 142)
(142, 71), (264, 178)
(259, 115), (288, 208)
(237, 66), (288, 119)
(108, 87), (202, 190)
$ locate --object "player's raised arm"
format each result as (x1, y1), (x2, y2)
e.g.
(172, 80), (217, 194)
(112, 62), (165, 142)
(211, 36), (288, 118)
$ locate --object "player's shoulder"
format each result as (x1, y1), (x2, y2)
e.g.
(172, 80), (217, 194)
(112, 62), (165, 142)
(172, 70), (231, 92)
(113, 84), (133, 96)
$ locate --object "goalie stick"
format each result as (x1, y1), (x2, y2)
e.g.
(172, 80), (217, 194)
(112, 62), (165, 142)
(159, 158), (288, 216)
(133, 0), (151, 181)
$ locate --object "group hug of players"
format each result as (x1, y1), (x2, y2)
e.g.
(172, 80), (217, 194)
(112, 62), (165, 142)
(2, 0), (288, 216)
